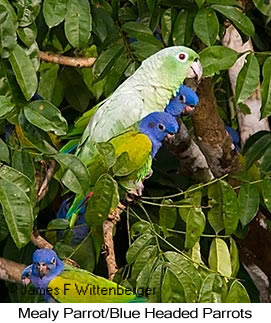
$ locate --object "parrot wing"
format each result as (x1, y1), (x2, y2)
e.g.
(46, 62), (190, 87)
(48, 265), (140, 303)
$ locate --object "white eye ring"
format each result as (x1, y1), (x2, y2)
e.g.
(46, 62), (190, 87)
(158, 123), (166, 131)
(176, 52), (188, 62)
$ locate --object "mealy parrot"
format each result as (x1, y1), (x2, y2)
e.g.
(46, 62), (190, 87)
(22, 249), (145, 303)
(65, 111), (179, 221)
(75, 46), (202, 163)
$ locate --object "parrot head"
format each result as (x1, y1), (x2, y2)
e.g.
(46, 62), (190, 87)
(31, 249), (64, 279)
(139, 112), (179, 157)
(165, 85), (199, 116)
(142, 46), (202, 91)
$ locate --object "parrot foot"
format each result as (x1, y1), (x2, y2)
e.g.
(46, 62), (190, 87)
(144, 169), (153, 180)
(125, 182), (145, 203)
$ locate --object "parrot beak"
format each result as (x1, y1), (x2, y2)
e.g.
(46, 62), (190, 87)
(183, 105), (195, 115)
(38, 263), (49, 278)
(166, 133), (176, 140)
(187, 59), (203, 82)
(21, 276), (31, 286)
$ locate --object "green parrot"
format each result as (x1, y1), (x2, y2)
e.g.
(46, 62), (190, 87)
(75, 46), (202, 163)
(22, 249), (145, 303)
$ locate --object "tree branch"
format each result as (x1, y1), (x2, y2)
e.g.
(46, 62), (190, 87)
(103, 203), (125, 280)
(0, 257), (25, 283)
(37, 160), (57, 202)
(39, 51), (96, 68)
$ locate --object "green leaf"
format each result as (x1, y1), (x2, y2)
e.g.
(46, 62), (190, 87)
(235, 54), (259, 104)
(0, 96), (15, 118)
(0, 138), (9, 164)
(131, 41), (161, 60)
(85, 174), (119, 226)
(0, 178), (33, 248)
(161, 267), (186, 302)
(262, 178), (271, 212)
(198, 273), (224, 302)
(64, 0), (92, 48)
(230, 237), (239, 277)
(195, 0), (206, 7)
(0, 4), (17, 58)
(220, 180), (239, 235)
(17, 23), (37, 47)
(131, 245), (158, 280)
(208, 182), (224, 233)
(96, 142), (117, 169)
(211, 5), (255, 36)
(161, 8), (172, 45)
(0, 207), (8, 241)
(93, 44), (124, 80)
(136, 257), (157, 290)
(54, 153), (91, 195)
(148, 263), (163, 302)
(12, 151), (35, 183)
(226, 280), (250, 302)
(244, 133), (271, 170)
(47, 218), (70, 230)
(253, 0), (271, 16)
(126, 233), (154, 264)
(43, 0), (68, 28)
(112, 152), (137, 177)
(193, 8), (219, 47)
(0, 0), (17, 24)
(261, 57), (271, 118)
(208, 237), (232, 277)
(24, 100), (68, 136)
(172, 9), (195, 46)
(238, 183), (259, 226)
(15, 0), (41, 27)
(239, 102), (251, 115)
(199, 46), (238, 77)
(159, 199), (177, 229)
(122, 22), (163, 47)
(8, 44), (38, 101)
(185, 208), (206, 249)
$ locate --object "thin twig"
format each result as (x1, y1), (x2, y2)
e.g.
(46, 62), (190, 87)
(0, 257), (25, 283)
(37, 160), (56, 202)
(39, 51), (96, 68)
(103, 203), (125, 280)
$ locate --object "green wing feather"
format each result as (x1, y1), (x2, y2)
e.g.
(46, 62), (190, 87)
(49, 265), (141, 303)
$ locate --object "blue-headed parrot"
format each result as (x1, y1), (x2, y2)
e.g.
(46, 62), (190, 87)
(22, 249), (145, 303)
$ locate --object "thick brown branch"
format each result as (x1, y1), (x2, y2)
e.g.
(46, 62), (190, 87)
(31, 231), (53, 249)
(0, 257), (25, 283)
(39, 51), (96, 68)
(103, 203), (125, 280)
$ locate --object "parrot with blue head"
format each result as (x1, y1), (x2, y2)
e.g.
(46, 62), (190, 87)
(22, 249), (145, 303)
(225, 126), (240, 152)
(65, 111), (179, 220)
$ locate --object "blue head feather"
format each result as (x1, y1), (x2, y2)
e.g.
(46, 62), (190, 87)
(25, 249), (64, 302)
(165, 85), (199, 116)
(225, 126), (240, 151)
(138, 112), (179, 157)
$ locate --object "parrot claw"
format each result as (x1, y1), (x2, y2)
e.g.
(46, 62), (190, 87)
(125, 182), (145, 203)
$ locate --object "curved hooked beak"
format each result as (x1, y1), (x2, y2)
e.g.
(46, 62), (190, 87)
(187, 58), (203, 82)
(37, 263), (49, 278)
(183, 105), (195, 115)
(166, 133), (176, 140)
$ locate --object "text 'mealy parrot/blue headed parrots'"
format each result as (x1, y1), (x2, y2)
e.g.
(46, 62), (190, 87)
(76, 46), (202, 163)
(65, 111), (179, 220)
(22, 249), (145, 303)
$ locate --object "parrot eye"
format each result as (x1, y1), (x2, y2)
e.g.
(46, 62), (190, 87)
(179, 95), (185, 103)
(51, 257), (56, 265)
(177, 52), (188, 62)
(158, 123), (166, 131)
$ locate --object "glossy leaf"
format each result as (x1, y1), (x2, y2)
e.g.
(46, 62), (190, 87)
(64, 0), (92, 48)
(24, 100), (68, 136)
(161, 267), (186, 302)
(230, 237), (240, 277)
(208, 182), (224, 233)
(0, 96), (15, 118)
(0, 177), (33, 248)
(238, 183), (259, 226)
(193, 8), (219, 47)
(198, 273), (224, 302)
(185, 208), (206, 249)
(161, 8), (172, 45)
(0, 207), (8, 241)
(159, 199), (177, 229)
(253, 0), (271, 16)
(0, 4), (17, 58)
(235, 54), (259, 104)
(261, 57), (271, 118)
(126, 233), (154, 264)
(172, 9), (195, 46)
(211, 5), (255, 36)
(54, 153), (91, 195)
(208, 238), (232, 277)
(9, 44), (38, 100)
(200, 46), (238, 77)
(131, 245), (157, 280)
(244, 133), (271, 170)
(262, 178), (271, 212)
(85, 174), (119, 226)
(136, 257), (157, 290)
(0, 138), (9, 164)
(220, 180), (239, 235)
(15, 0), (41, 27)
(17, 24), (37, 47)
(43, 0), (68, 28)
(148, 263), (163, 302)
(226, 280), (250, 303)
(12, 151), (35, 183)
